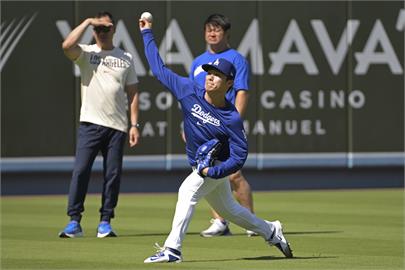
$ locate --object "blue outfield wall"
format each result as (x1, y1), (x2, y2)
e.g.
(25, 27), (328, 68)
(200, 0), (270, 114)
(1, 167), (404, 196)
(1, 152), (404, 173)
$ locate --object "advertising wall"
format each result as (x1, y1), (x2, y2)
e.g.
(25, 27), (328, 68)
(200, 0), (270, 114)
(1, 1), (404, 170)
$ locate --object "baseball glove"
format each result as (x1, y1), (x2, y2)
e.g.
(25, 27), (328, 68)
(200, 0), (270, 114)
(195, 138), (222, 177)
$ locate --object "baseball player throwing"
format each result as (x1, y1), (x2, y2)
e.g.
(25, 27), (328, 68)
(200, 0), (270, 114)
(139, 15), (293, 263)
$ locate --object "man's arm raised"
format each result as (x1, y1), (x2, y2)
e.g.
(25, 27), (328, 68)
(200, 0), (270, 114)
(62, 17), (113, 61)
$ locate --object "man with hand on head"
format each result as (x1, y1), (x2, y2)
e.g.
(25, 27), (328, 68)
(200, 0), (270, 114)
(190, 13), (257, 238)
(139, 13), (292, 263)
(59, 11), (140, 238)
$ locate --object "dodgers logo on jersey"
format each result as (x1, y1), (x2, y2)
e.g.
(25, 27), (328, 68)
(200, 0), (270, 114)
(191, 104), (220, 127)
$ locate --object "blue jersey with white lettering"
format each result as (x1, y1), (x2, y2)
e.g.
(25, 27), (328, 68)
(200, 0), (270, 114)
(189, 49), (250, 104)
(142, 29), (247, 178)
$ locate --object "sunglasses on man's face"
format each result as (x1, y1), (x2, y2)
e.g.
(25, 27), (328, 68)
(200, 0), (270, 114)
(94, 26), (112, 33)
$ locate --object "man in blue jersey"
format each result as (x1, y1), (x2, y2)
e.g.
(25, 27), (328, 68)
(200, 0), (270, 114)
(139, 16), (293, 263)
(190, 13), (257, 237)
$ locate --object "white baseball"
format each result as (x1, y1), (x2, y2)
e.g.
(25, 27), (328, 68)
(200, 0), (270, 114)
(141, 12), (153, 22)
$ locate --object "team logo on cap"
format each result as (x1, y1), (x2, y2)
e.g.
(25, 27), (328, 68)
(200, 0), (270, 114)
(213, 59), (220, 66)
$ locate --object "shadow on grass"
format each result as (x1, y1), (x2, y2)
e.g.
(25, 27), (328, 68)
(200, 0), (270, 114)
(226, 230), (343, 236)
(119, 232), (203, 237)
(186, 255), (337, 263)
(119, 233), (168, 237)
(119, 230), (342, 237)
(243, 255), (338, 260)
(284, 230), (343, 235)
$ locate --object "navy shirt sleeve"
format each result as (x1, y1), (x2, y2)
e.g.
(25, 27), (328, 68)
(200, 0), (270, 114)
(207, 116), (248, 178)
(142, 29), (191, 100)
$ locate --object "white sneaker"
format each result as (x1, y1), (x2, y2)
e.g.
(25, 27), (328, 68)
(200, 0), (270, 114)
(144, 243), (182, 263)
(266, 220), (293, 258)
(246, 229), (259, 237)
(200, 218), (232, 237)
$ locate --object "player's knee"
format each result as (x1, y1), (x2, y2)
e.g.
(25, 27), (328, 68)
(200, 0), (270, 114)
(229, 170), (246, 184)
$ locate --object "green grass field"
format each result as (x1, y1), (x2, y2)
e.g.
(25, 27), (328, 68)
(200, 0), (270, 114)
(1, 189), (404, 270)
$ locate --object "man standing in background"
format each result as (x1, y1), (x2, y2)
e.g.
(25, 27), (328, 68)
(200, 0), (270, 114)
(189, 13), (257, 237)
(59, 11), (140, 238)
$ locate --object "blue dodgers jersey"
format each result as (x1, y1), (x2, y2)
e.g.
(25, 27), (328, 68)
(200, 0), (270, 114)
(189, 49), (250, 104)
(142, 29), (248, 179)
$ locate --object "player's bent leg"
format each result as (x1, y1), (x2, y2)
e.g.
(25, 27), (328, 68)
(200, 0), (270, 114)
(201, 170), (255, 237)
(144, 170), (221, 263)
(205, 179), (293, 257)
(163, 170), (208, 250)
(204, 178), (269, 237)
(229, 170), (258, 236)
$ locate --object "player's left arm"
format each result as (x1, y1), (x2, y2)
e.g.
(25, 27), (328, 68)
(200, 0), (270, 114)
(126, 83), (140, 147)
(206, 119), (248, 179)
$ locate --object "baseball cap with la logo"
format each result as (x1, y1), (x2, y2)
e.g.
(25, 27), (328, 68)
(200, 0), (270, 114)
(202, 58), (236, 79)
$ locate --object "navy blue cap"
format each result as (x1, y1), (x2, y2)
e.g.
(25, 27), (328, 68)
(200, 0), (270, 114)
(202, 58), (236, 79)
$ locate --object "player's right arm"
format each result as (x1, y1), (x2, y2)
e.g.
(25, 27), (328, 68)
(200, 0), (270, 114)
(62, 17), (113, 61)
(139, 18), (191, 100)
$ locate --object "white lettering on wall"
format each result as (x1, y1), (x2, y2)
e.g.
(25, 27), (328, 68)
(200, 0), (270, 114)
(348, 90), (366, 108)
(156, 92), (173, 110)
(396, 9), (405, 30)
(260, 89), (366, 110)
(269, 20), (318, 75)
(311, 20), (359, 74)
(159, 19), (193, 72)
(113, 20), (146, 76)
(355, 20), (402, 74)
(57, 16), (403, 77)
(139, 92), (151, 110)
(238, 19), (264, 75)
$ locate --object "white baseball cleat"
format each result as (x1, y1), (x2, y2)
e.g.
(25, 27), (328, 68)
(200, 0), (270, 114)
(144, 243), (182, 263)
(246, 229), (259, 237)
(200, 218), (232, 237)
(266, 220), (293, 258)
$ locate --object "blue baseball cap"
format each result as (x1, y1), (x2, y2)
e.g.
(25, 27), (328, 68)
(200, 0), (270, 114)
(202, 58), (236, 79)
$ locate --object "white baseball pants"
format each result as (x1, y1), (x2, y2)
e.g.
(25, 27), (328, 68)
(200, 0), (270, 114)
(164, 169), (272, 251)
